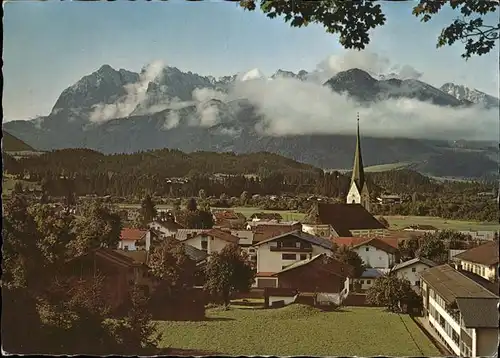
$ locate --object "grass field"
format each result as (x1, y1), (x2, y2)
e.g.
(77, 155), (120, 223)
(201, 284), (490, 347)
(385, 215), (500, 232)
(157, 305), (439, 356)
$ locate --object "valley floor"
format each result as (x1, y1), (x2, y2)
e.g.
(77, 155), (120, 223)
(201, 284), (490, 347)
(157, 305), (439, 356)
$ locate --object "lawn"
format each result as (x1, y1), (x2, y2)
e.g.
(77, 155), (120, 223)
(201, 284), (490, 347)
(157, 305), (439, 356)
(385, 215), (500, 232)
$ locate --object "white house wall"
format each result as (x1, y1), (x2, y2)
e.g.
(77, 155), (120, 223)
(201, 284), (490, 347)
(256, 242), (333, 273)
(118, 239), (137, 251)
(354, 245), (393, 269)
(182, 236), (230, 254)
(148, 222), (176, 238)
(395, 263), (431, 286)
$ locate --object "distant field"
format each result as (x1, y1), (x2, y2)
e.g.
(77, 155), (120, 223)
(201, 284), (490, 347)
(385, 215), (500, 232)
(219, 206), (306, 221)
(158, 305), (439, 356)
(364, 162), (413, 173)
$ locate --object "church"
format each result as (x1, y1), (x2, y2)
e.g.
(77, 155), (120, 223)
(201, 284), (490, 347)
(346, 114), (371, 212)
(301, 116), (387, 238)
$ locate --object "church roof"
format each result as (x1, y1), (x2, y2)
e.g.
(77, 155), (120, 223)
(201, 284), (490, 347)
(350, 115), (365, 191)
(315, 203), (386, 236)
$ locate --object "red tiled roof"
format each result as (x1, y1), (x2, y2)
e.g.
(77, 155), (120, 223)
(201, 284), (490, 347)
(213, 210), (240, 221)
(316, 203), (386, 236)
(120, 228), (147, 241)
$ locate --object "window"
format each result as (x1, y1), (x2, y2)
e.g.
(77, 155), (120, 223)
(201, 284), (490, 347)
(360, 280), (364, 284)
(481, 267), (485, 276)
(412, 267), (417, 272)
(366, 280), (371, 285)
(124, 245), (129, 251)
(201, 241), (208, 250)
(415, 281), (420, 286)
(299, 254), (307, 260)
(365, 247), (370, 252)
(282, 253), (296, 260)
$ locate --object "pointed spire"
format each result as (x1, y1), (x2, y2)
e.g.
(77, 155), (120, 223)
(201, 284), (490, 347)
(351, 112), (365, 191)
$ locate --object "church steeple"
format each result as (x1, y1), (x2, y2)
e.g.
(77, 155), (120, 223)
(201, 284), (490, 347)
(351, 113), (365, 191)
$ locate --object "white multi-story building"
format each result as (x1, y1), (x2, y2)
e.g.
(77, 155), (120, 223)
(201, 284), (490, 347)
(421, 264), (499, 357)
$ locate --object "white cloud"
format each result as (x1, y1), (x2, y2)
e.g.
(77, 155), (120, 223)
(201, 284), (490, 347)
(229, 76), (499, 141)
(89, 60), (166, 122)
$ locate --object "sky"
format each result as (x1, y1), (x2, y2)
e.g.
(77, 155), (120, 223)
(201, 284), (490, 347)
(3, 0), (500, 122)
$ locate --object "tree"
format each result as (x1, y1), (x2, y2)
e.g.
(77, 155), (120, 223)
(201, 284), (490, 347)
(204, 244), (255, 305)
(140, 194), (157, 226)
(186, 197), (198, 212)
(148, 238), (197, 290)
(398, 237), (420, 261)
(334, 245), (365, 277)
(366, 273), (421, 313)
(240, 191), (249, 206)
(114, 286), (162, 354)
(240, 0), (500, 59)
(69, 201), (122, 257)
(416, 233), (448, 264)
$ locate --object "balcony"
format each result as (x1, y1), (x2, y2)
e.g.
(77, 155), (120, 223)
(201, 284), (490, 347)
(270, 246), (313, 252)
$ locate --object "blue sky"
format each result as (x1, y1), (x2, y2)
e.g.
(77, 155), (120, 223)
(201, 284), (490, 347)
(3, 0), (499, 121)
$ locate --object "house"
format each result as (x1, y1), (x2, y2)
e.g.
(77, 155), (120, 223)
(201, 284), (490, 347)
(252, 230), (335, 288)
(458, 230), (497, 241)
(332, 237), (398, 269)
(118, 228), (152, 251)
(230, 230), (256, 261)
(148, 219), (183, 239)
(391, 257), (437, 287)
(250, 212), (284, 222)
(453, 241), (499, 282)
(304, 203), (387, 237)
(420, 264), (499, 357)
(403, 224), (438, 234)
(346, 116), (371, 212)
(179, 228), (240, 254)
(376, 194), (402, 205)
(211, 209), (246, 228)
(272, 253), (352, 303)
(64, 248), (150, 312)
(354, 268), (390, 291)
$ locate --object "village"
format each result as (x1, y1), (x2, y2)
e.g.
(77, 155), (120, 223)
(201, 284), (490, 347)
(55, 121), (498, 357)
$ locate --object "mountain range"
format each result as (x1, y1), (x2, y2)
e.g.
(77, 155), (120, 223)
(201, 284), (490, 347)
(3, 64), (499, 179)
